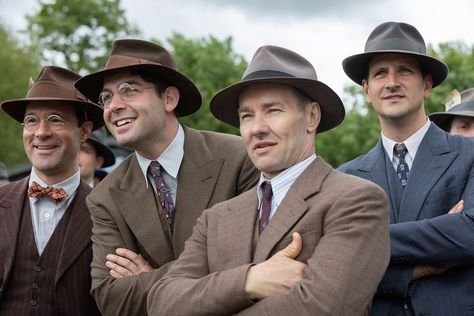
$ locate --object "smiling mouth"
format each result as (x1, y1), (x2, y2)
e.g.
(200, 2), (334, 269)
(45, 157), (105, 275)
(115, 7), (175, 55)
(34, 145), (57, 150)
(115, 118), (136, 127)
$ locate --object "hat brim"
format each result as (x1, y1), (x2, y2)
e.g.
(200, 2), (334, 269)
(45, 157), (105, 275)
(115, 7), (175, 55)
(86, 137), (116, 167)
(210, 77), (345, 133)
(429, 110), (474, 131)
(342, 50), (448, 87)
(1, 97), (104, 131)
(75, 64), (202, 117)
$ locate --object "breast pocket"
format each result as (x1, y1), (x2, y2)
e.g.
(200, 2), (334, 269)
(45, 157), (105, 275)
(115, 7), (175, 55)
(422, 182), (466, 218)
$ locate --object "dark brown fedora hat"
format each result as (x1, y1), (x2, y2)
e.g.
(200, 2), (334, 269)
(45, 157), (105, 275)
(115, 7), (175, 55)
(1, 66), (104, 130)
(210, 45), (345, 133)
(343, 21), (448, 87)
(429, 88), (474, 131)
(75, 39), (202, 117)
(87, 127), (115, 167)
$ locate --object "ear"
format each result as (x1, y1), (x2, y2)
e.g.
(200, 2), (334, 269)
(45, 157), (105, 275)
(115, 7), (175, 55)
(362, 79), (372, 103)
(306, 101), (321, 134)
(95, 156), (105, 169)
(79, 121), (93, 143)
(423, 74), (433, 99)
(163, 86), (180, 113)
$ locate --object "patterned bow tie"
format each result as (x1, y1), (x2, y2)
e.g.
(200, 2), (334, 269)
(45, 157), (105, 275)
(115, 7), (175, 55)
(28, 181), (68, 203)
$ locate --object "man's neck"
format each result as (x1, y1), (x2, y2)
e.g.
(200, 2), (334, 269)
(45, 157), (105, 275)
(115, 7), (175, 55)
(379, 114), (427, 143)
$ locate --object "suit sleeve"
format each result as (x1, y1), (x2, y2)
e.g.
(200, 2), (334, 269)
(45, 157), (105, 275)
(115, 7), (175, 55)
(87, 193), (173, 316)
(148, 181), (390, 316)
(147, 208), (255, 315)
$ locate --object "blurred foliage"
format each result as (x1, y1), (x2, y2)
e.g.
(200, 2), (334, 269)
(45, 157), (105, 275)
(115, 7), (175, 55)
(25, 0), (139, 74)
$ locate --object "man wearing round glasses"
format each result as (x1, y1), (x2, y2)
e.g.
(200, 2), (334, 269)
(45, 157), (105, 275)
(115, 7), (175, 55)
(0, 66), (103, 315)
(74, 39), (259, 315)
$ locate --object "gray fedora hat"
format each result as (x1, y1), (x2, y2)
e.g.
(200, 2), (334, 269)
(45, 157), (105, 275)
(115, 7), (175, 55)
(343, 21), (448, 87)
(87, 127), (116, 168)
(429, 88), (474, 131)
(210, 45), (345, 133)
(75, 39), (202, 117)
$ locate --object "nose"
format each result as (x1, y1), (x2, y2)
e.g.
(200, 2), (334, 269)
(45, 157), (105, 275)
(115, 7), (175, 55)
(34, 119), (52, 137)
(385, 71), (400, 90)
(249, 114), (270, 138)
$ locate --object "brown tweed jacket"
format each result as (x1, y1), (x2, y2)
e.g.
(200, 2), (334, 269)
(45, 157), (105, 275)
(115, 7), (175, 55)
(148, 158), (390, 316)
(87, 126), (259, 315)
(0, 178), (100, 315)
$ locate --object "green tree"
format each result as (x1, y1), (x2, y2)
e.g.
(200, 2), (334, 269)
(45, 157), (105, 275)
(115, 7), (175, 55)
(165, 33), (247, 134)
(0, 22), (41, 168)
(25, 0), (139, 74)
(319, 41), (474, 168)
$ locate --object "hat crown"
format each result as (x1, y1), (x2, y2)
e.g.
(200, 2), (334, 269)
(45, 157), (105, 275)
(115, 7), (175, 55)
(243, 45), (318, 81)
(365, 22), (426, 54)
(448, 88), (474, 112)
(27, 66), (88, 101)
(105, 39), (177, 71)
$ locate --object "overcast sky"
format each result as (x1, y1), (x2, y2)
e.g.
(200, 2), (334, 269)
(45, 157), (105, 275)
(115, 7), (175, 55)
(1, 0), (473, 98)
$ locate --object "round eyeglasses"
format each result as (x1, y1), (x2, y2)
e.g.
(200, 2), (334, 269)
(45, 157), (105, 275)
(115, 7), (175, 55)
(98, 82), (160, 108)
(22, 114), (76, 132)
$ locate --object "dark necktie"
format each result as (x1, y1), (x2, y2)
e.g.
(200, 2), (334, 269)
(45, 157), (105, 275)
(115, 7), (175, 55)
(259, 181), (273, 234)
(28, 181), (68, 203)
(148, 161), (175, 232)
(394, 143), (410, 188)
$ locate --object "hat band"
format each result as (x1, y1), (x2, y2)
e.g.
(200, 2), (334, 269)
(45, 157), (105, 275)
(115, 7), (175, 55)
(366, 38), (425, 54)
(105, 54), (160, 70)
(27, 81), (87, 101)
(243, 70), (295, 81)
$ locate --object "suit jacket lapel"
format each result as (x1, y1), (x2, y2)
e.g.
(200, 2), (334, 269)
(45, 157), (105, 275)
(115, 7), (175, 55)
(217, 189), (258, 269)
(398, 125), (456, 222)
(113, 155), (173, 266)
(253, 159), (330, 262)
(0, 178), (29, 280)
(56, 183), (93, 281)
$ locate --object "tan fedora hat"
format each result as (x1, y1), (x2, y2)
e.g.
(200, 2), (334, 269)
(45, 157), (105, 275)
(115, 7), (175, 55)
(75, 39), (202, 117)
(210, 45), (345, 133)
(1, 66), (104, 130)
(429, 88), (474, 131)
(343, 21), (448, 87)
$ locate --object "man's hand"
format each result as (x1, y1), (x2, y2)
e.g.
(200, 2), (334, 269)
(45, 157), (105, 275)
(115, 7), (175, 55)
(411, 264), (447, 280)
(448, 200), (464, 214)
(106, 248), (153, 278)
(244, 232), (306, 300)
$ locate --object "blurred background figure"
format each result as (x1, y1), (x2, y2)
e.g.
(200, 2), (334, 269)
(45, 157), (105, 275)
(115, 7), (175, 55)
(430, 88), (474, 137)
(79, 127), (115, 188)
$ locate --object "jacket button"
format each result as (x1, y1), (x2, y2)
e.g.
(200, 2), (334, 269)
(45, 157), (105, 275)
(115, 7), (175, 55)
(34, 266), (42, 272)
(30, 300), (37, 306)
(32, 282), (39, 290)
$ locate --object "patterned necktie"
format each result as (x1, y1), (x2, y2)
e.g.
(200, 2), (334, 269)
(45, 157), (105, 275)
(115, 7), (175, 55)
(259, 181), (273, 234)
(28, 181), (68, 203)
(148, 161), (175, 233)
(394, 143), (410, 188)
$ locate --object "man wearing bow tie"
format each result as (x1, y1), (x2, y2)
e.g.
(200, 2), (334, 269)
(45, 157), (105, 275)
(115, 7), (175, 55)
(0, 66), (103, 315)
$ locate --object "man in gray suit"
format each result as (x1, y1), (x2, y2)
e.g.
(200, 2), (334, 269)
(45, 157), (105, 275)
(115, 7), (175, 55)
(74, 39), (259, 315)
(148, 45), (390, 315)
(339, 21), (474, 315)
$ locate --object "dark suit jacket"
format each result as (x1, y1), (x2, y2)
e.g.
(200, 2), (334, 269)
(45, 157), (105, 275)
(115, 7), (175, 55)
(87, 126), (259, 315)
(148, 158), (390, 316)
(0, 177), (99, 315)
(339, 123), (474, 315)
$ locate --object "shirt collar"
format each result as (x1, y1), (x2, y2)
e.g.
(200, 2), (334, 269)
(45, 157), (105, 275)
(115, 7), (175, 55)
(137, 123), (185, 186)
(382, 118), (431, 162)
(257, 154), (316, 207)
(29, 168), (81, 206)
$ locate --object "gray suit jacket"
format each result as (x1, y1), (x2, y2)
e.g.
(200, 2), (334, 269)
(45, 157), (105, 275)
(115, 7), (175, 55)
(339, 123), (474, 315)
(148, 158), (390, 316)
(87, 126), (259, 315)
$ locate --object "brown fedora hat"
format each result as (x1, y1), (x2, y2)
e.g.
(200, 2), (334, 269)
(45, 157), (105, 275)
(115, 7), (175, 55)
(343, 21), (448, 87)
(210, 45), (345, 133)
(75, 39), (202, 117)
(1, 66), (104, 130)
(87, 127), (116, 167)
(429, 88), (474, 131)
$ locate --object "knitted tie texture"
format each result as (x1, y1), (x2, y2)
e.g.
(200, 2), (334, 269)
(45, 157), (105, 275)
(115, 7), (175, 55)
(394, 143), (410, 188)
(28, 181), (68, 203)
(148, 161), (175, 232)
